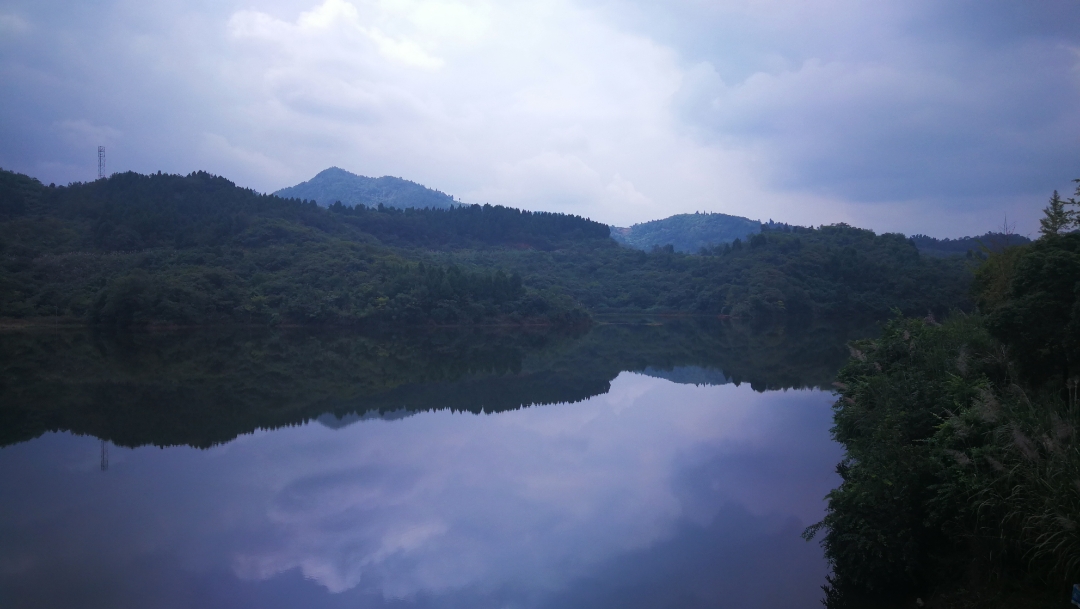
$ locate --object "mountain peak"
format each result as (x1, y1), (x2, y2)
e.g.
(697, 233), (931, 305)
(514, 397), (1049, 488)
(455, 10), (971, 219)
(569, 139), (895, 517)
(610, 212), (761, 253)
(274, 168), (456, 210)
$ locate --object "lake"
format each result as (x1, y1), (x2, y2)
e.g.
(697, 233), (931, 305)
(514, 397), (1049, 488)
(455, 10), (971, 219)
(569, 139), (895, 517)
(0, 319), (866, 608)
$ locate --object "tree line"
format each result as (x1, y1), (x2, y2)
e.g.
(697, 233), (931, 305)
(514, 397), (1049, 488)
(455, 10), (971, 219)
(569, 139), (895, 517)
(1, 167), (975, 328)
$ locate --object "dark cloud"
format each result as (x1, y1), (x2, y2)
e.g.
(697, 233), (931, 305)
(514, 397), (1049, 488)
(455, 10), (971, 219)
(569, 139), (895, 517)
(912, 0), (1080, 45)
(665, 0), (1080, 215)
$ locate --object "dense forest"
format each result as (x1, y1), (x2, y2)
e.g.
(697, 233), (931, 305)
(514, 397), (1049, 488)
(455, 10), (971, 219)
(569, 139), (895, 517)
(1, 167), (974, 328)
(807, 188), (1080, 608)
(0, 169), (594, 327)
(452, 221), (971, 319)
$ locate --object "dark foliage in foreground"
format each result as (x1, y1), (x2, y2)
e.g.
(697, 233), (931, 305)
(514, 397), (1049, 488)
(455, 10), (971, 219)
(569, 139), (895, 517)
(809, 232), (1080, 609)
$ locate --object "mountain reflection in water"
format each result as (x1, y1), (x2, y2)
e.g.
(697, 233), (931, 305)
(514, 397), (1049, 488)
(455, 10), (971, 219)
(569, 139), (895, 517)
(0, 319), (867, 608)
(1, 318), (868, 448)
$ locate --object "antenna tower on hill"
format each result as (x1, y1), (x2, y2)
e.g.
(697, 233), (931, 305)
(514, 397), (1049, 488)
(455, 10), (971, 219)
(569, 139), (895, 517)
(98, 146), (106, 179)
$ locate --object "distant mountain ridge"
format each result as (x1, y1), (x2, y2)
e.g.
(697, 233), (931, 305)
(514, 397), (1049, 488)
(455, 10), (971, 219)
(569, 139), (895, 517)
(908, 232), (1031, 257)
(274, 167), (457, 210)
(611, 210), (1034, 259)
(611, 212), (762, 253)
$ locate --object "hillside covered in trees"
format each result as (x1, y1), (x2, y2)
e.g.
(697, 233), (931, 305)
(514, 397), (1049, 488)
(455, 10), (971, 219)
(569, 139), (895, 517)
(456, 221), (971, 319)
(611, 211), (1026, 262)
(1, 168), (974, 328)
(274, 166), (457, 209)
(610, 211), (762, 253)
(0, 169), (593, 327)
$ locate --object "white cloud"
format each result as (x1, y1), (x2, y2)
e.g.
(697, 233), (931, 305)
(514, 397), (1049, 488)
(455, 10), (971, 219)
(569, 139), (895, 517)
(365, 27), (444, 68)
(297, 0), (362, 29)
(200, 132), (291, 178)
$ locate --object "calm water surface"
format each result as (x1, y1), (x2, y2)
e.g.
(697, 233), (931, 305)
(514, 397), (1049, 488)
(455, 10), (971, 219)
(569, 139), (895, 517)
(0, 322), (857, 608)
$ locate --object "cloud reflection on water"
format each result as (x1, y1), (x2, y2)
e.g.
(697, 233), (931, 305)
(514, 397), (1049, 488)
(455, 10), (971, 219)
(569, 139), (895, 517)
(0, 372), (842, 608)
(220, 371), (841, 602)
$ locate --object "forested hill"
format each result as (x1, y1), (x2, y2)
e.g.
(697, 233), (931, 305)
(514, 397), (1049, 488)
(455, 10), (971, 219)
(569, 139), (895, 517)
(0, 169), (601, 327)
(326, 199), (611, 249)
(1, 167), (973, 327)
(463, 222), (972, 319)
(611, 212), (762, 253)
(611, 211), (1033, 261)
(0, 169), (608, 252)
(274, 166), (457, 209)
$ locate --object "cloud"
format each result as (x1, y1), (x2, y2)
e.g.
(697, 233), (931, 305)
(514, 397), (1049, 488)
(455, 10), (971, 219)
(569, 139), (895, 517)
(1, 0), (1078, 235)
(200, 132), (291, 179)
(53, 119), (122, 148)
(467, 152), (653, 218)
(231, 0), (446, 68)
(680, 45), (1080, 205)
(592, 0), (1080, 233)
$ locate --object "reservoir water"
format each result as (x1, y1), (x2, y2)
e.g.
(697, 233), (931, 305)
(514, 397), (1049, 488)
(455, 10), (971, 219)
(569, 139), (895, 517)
(0, 320), (862, 608)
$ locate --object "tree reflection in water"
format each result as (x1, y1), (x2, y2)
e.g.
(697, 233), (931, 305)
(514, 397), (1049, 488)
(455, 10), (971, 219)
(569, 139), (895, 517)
(0, 317), (874, 449)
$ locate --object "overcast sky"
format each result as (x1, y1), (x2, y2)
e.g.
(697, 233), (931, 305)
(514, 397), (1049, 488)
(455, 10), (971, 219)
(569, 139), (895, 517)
(1, 0), (1078, 236)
